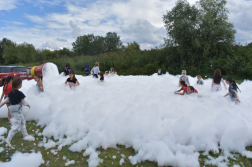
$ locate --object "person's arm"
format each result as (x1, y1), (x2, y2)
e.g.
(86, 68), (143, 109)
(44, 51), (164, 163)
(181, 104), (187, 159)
(224, 93), (229, 97)
(98, 67), (100, 73)
(234, 94), (240, 102)
(21, 99), (30, 108)
(174, 89), (182, 94)
(187, 79), (190, 86)
(76, 80), (80, 86)
(0, 97), (9, 108)
(38, 82), (44, 92)
(65, 80), (68, 84)
(211, 79), (214, 88)
(221, 78), (227, 89)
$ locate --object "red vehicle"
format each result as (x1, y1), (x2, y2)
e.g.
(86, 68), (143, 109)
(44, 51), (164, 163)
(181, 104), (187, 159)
(0, 66), (34, 86)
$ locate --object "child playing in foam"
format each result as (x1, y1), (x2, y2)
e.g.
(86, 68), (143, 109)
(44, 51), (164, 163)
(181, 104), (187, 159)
(158, 69), (162, 75)
(0, 78), (33, 147)
(65, 71), (80, 88)
(179, 70), (190, 86)
(34, 74), (44, 92)
(100, 71), (104, 82)
(0, 75), (13, 123)
(224, 77), (241, 103)
(174, 81), (188, 95)
(211, 68), (226, 91)
(186, 86), (198, 94)
(91, 62), (100, 78)
(197, 75), (204, 85)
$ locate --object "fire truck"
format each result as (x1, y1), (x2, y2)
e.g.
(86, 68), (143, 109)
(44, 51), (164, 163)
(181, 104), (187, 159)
(0, 65), (34, 86)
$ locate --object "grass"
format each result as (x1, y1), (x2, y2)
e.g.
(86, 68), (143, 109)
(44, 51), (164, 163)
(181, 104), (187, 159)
(1, 118), (252, 167)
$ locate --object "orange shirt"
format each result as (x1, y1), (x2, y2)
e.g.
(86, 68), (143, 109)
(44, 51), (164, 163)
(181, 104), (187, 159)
(3, 83), (12, 96)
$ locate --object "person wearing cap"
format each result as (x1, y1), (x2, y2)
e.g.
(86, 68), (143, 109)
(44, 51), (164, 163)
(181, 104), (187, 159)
(179, 70), (190, 86)
(84, 62), (90, 76)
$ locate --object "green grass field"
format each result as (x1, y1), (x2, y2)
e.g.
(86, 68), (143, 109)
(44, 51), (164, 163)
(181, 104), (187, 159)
(1, 118), (252, 167)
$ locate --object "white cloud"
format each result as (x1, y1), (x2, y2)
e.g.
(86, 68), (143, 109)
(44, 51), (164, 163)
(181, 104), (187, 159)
(0, 0), (18, 11)
(1, 0), (251, 51)
(56, 38), (68, 42)
(69, 20), (82, 38)
(42, 40), (60, 50)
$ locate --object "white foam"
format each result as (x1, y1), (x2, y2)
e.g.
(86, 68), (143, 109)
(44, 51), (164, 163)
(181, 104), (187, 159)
(0, 65), (251, 167)
(0, 152), (44, 167)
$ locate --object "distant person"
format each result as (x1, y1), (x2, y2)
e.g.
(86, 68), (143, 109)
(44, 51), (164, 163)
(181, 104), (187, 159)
(211, 68), (226, 91)
(186, 86), (198, 94)
(91, 62), (100, 78)
(34, 74), (44, 92)
(41, 62), (44, 65)
(105, 71), (109, 76)
(100, 71), (104, 82)
(0, 78), (32, 147)
(174, 81), (188, 95)
(63, 62), (72, 76)
(196, 75), (204, 85)
(110, 67), (117, 75)
(224, 77), (240, 103)
(179, 70), (190, 86)
(158, 69), (162, 75)
(0, 75), (13, 123)
(84, 62), (90, 76)
(65, 71), (80, 88)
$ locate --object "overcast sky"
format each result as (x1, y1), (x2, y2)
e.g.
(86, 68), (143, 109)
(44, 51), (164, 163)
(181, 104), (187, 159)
(0, 0), (251, 50)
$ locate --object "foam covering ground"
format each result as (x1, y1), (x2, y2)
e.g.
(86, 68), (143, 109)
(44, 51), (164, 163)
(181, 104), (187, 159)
(0, 63), (252, 167)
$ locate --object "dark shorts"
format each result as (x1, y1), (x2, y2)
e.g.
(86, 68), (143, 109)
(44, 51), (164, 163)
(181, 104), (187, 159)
(93, 74), (98, 78)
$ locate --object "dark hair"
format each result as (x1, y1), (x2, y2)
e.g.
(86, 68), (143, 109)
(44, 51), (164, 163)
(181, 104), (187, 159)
(226, 77), (241, 92)
(180, 81), (187, 87)
(35, 74), (43, 81)
(4, 75), (14, 91)
(66, 62), (71, 68)
(188, 86), (195, 92)
(111, 67), (115, 73)
(100, 71), (104, 78)
(12, 78), (22, 89)
(213, 68), (221, 78)
(69, 70), (76, 80)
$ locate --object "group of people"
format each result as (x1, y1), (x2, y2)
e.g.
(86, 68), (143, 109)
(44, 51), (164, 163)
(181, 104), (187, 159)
(63, 62), (117, 87)
(158, 68), (241, 103)
(0, 65), (241, 147)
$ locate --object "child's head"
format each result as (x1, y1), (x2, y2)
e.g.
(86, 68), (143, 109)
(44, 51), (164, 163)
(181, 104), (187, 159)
(182, 70), (186, 76)
(225, 77), (240, 92)
(158, 68), (161, 72)
(197, 75), (201, 80)
(12, 78), (22, 89)
(100, 71), (104, 78)
(34, 74), (43, 82)
(187, 86), (195, 94)
(213, 68), (221, 78)
(69, 71), (76, 79)
(5, 75), (14, 85)
(105, 71), (109, 76)
(95, 62), (99, 67)
(66, 62), (71, 68)
(111, 67), (115, 72)
(180, 81), (187, 87)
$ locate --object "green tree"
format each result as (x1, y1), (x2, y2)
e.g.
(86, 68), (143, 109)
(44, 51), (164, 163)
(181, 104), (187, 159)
(2, 40), (18, 64)
(125, 41), (141, 51)
(163, 0), (236, 68)
(16, 42), (36, 63)
(104, 32), (123, 52)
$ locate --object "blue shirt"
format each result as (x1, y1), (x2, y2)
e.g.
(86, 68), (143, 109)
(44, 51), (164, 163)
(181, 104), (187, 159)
(84, 64), (90, 70)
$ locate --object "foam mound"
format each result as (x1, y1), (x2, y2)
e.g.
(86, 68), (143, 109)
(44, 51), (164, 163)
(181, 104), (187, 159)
(0, 63), (251, 167)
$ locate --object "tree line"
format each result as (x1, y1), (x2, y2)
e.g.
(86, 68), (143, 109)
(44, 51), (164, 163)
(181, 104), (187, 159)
(0, 0), (251, 79)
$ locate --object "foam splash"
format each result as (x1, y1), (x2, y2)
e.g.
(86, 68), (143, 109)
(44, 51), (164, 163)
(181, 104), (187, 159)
(0, 67), (251, 166)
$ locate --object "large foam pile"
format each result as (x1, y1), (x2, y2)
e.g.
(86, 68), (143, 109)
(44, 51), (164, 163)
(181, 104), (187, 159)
(0, 63), (252, 167)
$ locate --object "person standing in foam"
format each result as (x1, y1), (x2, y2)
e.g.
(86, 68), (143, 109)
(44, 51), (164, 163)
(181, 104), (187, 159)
(91, 62), (100, 78)
(63, 62), (72, 76)
(34, 74), (44, 92)
(174, 81), (188, 95)
(0, 75), (13, 123)
(0, 78), (32, 147)
(65, 71), (80, 88)
(211, 68), (226, 92)
(100, 71), (104, 82)
(179, 70), (190, 86)
(224, 77), (241, 103)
